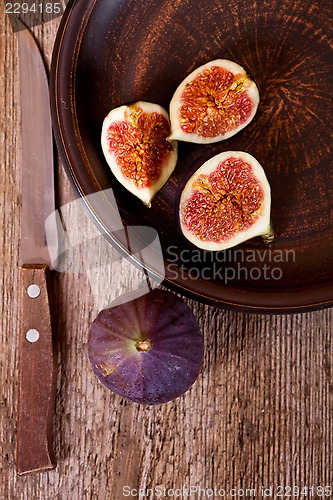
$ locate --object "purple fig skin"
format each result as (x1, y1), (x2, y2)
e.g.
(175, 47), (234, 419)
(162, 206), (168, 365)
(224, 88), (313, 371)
(88, 289), (204, 405)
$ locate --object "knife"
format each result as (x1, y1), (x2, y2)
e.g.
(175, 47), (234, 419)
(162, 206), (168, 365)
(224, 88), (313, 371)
(16, 25), (58, 475)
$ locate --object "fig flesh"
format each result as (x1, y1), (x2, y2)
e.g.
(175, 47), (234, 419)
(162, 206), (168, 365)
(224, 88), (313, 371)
(169, 59), (260, 143)
(101, 101), (177, 206)
(179, 151), (274, 250)
(88, 289), (204, 405)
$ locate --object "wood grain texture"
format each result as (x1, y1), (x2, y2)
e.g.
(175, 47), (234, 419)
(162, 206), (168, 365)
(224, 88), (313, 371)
(0, 4), (332, 500)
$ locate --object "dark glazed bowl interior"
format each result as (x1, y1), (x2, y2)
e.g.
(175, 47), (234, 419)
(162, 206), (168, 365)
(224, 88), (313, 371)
(51, 0), (333, 312)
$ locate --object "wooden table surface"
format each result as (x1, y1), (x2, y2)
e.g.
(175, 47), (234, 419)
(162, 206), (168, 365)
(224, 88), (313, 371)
(1, 6), (332, 500)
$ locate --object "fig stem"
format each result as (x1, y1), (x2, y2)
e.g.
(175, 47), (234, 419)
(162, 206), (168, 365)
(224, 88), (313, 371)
(135, 339), (152, 352)
(261, 221), (276, 244)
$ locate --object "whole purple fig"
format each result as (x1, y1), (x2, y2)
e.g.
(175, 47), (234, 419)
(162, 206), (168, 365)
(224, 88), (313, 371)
(88, 289), (204, 405)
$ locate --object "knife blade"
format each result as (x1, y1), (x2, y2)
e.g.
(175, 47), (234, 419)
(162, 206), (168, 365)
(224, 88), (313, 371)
(16, 25), (58, 475)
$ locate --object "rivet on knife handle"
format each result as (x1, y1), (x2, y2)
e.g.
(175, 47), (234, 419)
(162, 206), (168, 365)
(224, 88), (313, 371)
(17, 264), (57, 475)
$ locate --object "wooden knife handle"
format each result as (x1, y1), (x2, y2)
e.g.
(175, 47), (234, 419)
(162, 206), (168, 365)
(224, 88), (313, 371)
(17, 264), (57, 475)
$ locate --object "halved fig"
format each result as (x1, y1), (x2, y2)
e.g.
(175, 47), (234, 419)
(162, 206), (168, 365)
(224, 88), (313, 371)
(88, 289), (204, 405)
(101, 101), (177, 206)
(179, 151), (274, 250)
(169, 59), (260, 143)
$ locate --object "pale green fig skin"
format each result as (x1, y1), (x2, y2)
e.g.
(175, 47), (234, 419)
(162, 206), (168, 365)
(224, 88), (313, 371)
(101, 101), (178, 207)
(179, 151), (274, 251)
(169, 59), (260, 144)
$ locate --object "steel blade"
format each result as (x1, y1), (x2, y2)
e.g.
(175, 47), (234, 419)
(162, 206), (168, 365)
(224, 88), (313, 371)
(18, 28), (57, 268)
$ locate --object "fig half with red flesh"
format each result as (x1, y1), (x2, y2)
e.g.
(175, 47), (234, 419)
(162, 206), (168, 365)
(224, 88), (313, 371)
(179, 151), (274, 251)
(88, 289), (204, 405)
(169, 59), (260, 143)
(101, 102), (178, 206)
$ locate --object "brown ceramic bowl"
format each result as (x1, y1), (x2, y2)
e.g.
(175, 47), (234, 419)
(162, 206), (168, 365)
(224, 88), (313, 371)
(50, 0), (333, 312)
